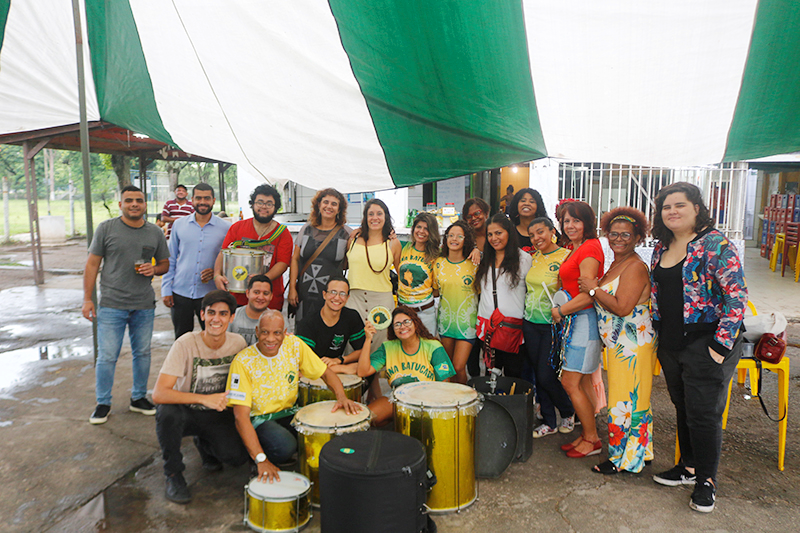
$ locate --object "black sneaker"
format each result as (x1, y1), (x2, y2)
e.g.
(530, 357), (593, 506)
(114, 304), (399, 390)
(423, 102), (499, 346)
(130, 397), (156, 415)
(165, 473), (191, 504)
(89, 404), (111, 425)
(689, 480), (716, 513)
(653, 465), (696, 486)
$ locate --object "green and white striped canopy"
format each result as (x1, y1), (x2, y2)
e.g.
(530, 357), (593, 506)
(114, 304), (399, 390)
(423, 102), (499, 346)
(1, 0), (799, 192)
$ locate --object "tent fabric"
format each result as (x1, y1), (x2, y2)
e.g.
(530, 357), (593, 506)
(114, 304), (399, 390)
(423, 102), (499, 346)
(0, 0), (797, 192)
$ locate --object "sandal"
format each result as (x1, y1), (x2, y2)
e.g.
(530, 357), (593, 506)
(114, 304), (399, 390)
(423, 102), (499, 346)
(592, 460), (620, 475)
(565, 438), (602, 458)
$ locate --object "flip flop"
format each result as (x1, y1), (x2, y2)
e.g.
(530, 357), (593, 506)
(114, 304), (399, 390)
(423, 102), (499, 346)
(592, 460), (620, 475)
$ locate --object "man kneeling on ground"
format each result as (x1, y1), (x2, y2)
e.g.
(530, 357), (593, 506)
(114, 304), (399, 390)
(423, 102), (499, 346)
(228, 274), (273, 345)
(153, 290), (249, 504)
(226, 310), (361, 482)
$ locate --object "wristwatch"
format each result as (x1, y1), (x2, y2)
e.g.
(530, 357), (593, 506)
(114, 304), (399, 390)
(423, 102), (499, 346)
(338, 356), (345, 364)
(589, 288), (597, 297)
(255, 453), (267, 464)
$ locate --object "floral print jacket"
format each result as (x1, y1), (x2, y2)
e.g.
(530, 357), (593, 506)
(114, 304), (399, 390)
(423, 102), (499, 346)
(650, 228), (748, 352)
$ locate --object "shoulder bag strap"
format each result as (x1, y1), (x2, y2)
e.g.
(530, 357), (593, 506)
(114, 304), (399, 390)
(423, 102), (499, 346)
(298, 226), (342, 282)
(754, 360), (787, 422)
(491, 262), (499, 310)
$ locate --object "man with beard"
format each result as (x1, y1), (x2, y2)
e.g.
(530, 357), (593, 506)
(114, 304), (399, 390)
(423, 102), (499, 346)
(162, 183), (231, 339)
(214, 184), (292, 311)
(228, 275), (273, 345)
(83, 185), (170, 424)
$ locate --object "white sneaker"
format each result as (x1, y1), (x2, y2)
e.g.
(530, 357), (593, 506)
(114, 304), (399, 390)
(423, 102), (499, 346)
(558, 415), (575, 433)
(533, 424), (557, 438)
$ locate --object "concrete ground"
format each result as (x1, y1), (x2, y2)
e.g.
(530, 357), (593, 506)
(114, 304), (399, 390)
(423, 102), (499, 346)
(1, 242), (799, 532)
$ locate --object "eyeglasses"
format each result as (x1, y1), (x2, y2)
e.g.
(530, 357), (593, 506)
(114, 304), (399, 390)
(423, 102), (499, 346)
(325, 290), (349, 298)
(466, 210), (484, 220)
(392, 319), (413, 329)
(447, 234), (465, 241)
(254, 201), (275, 208)
(607, 232), (633, 241)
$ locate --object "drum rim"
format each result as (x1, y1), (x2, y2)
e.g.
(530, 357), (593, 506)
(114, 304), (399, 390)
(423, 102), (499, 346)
(299, 374), (363, 388)
(392, 381), (480, 409)
(293, 401), (371, 430)
(246, 473), (312, 501)
(225, 248), (266, 255)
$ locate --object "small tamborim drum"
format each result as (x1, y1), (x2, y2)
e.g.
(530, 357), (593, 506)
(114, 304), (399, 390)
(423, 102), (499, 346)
(243, 472), (311, 533)
(292, 401), (371, 507)
(223, 248), (267, 293)
(393, 381), (482, 513)
(297, 374), (364, 407)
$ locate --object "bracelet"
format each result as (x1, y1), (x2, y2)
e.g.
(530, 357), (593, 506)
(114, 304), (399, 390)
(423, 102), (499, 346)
(338, 356), (345, 364)
(554, 304), (562, 317)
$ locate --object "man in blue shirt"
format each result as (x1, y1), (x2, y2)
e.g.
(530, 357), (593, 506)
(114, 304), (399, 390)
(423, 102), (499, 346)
(162, 183), (231, 339)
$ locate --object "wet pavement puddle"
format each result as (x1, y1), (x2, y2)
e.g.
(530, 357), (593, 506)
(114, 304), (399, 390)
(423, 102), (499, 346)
(0, 343), (92, 391)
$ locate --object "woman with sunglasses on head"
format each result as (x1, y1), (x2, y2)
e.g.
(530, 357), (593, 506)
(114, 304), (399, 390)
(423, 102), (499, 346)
(433, 221), (479, 384)
(396, 212), (441, 335)
(345, 199), (402, 399)
(577, 207), (655, 475)
(357, 306), (455, 426)
(508, 188), (549, 254)
(552, 201), (605, 459)
(475, 214), (533, 378)
(648, 182), (747, 513)
(523, 217), (575, 438)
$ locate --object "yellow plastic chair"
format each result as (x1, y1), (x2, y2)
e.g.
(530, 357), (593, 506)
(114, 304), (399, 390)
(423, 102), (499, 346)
(770, 233), (785, 272)
(736, 300), (759, 387)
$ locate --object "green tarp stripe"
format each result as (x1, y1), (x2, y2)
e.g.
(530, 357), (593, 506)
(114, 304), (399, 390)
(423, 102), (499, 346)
(85, 0), (176, 146)
(725, 0), (800, 161)
(0, 1), (11, 53)
(328, 0), (546, 187)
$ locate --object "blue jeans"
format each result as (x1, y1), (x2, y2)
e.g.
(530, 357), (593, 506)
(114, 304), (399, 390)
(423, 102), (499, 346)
(254, 418), (297, 464)
(95, 306), (155, 405)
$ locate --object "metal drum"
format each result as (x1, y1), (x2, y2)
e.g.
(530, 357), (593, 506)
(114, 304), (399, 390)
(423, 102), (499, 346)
(393, 381), (482, 513)
(297, 374), (364, 407)
(292, 401), (371, 507)
(244, 472), (311, 533)
(223, 248), (267, 293)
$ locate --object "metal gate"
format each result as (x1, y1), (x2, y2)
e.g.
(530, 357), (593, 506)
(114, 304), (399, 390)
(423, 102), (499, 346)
(558, 161), (748, 240)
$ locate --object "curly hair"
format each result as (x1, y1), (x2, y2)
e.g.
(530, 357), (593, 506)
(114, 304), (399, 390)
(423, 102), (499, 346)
(558, 200), (598, 242)
(475, 213), (522, 291)
(387, 305), (436, 341)
(308, 188), (347, 227)
(410, 212), (441, 263)
(249, 184), (282, 212)
(508, 188), (548, 225)
(651, 182), (714, 245)
(462, 198), (490, 224)
(441, 220), (476, 260)
(600, 207), (649, 245)
(359, 199), (394, 241)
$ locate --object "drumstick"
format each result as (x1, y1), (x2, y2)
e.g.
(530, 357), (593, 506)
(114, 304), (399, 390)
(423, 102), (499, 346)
(541, 282), (555, 307)
(509, 383), (516, 396)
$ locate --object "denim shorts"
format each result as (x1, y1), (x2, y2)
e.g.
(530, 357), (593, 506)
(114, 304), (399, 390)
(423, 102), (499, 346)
(561, 307), (602, 374)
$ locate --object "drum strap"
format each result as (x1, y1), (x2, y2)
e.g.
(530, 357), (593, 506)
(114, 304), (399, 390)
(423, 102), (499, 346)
(229, 223), (289, 249)
(251, 406), (299, 429)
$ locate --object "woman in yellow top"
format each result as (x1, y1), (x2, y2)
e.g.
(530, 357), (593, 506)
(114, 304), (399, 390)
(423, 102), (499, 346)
(345, 198), (402, 359)
(397, 212), (441, 335)
(357, 306), (455, 426)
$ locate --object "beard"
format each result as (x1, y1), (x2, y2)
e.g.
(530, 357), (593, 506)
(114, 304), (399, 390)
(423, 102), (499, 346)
(194, 204), (213, 215)
(253, 212), (274, 224)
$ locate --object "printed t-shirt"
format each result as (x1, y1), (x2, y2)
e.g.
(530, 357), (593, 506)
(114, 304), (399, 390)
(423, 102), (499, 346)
(295, 307), (366, 359)
(159, 331), (247, 409)
(370, 338), (455, 388)
(524, 247), (571, 324)
(228, 307), (259, 345)
(346, 241), (394, 292)
(517, 229), (534, 255)
(226, 335), (327, 416)
(397, 242), (434, 305)
(432, 257), (478, 340)
(222, 219), (293, 309)
(88, 217), (170, 309)
(559, 239), (605, 310)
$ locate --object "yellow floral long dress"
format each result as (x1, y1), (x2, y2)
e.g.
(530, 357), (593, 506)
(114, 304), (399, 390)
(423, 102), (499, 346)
(595, 276), (656, 472)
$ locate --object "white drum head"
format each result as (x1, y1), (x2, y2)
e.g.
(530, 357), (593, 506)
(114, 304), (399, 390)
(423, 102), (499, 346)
(293, 400), (371, 430)
(553, 289), (571, 306)
(300, 374), (362, 389)
(247, 472), (310, 500)
(393, 381), (478, 408)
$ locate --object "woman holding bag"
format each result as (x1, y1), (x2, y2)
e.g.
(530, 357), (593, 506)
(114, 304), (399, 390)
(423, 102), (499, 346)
(475, 214), (532, 378)
(288, 188), (351, 322)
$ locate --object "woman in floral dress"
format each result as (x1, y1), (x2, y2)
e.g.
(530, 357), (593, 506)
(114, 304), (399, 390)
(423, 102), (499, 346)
(578, 207), (655, 474)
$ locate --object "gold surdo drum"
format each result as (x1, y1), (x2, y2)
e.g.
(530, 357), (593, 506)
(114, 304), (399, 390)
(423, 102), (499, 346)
(291, 401), (371, 506)
(393, 381), (482, 513)
(297, 374), (364, 407)
(244, 472), (311, 532)
(223, 248), (267, 293)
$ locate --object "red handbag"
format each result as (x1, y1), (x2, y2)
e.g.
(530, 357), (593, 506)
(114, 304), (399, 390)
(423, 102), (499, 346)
(755, 333), (786, 365)
(484, 263), (524, 355)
